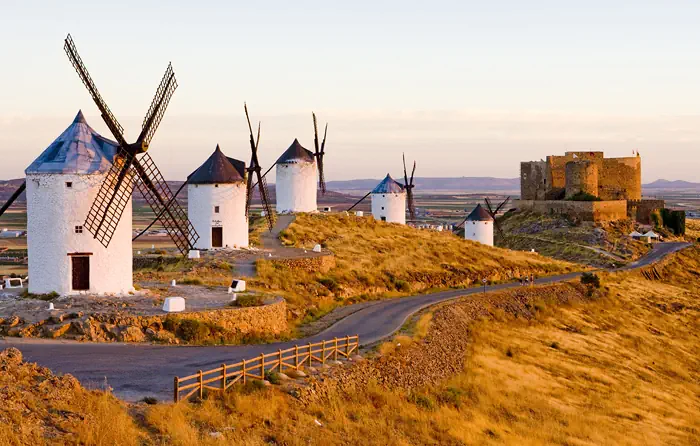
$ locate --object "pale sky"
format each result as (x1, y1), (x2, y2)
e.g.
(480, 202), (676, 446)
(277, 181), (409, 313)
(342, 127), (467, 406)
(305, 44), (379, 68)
(1, 1), (699, 182)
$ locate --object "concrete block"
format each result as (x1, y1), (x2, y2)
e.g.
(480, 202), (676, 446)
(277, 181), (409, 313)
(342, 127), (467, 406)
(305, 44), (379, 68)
(229, 279), (246, 292)
(162, 297), (186, 313)
(312, 244), (322, 253)
(188, 250), (200, 259)
(355, 211), (364, 217)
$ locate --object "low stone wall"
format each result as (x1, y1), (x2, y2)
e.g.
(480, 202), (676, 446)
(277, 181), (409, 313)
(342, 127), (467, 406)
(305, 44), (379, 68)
(514, 199), (627, 222)
(1, 298), (287, 343)
(269, 255), (336, 273)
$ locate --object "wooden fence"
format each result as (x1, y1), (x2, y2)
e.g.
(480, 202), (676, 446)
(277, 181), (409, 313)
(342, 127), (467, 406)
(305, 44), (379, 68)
(174, 335), (359, 402)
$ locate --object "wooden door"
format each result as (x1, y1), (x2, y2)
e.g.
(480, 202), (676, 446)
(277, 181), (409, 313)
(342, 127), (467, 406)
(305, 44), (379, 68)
(71, 256), (90, 291)
(212, 227), (223, 248)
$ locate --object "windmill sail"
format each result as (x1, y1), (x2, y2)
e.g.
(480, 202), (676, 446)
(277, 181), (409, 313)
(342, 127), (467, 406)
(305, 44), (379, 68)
(0, 182), (26, 219)
(244, 103), (275, 230)
(313, 112), (328, 194)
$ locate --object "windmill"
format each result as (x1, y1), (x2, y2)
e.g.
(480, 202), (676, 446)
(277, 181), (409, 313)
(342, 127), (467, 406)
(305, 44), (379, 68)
(484, 196), (510, 238)
(312, 112), (329, 194)
(402, 153), (417, 220)
(63, 34), (198, 256)
(346, 154), (416, 224)
(244, 103), (275, 231)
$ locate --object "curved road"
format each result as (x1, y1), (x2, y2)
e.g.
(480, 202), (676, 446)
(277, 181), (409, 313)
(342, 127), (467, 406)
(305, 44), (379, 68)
(0, 242), (689, 401)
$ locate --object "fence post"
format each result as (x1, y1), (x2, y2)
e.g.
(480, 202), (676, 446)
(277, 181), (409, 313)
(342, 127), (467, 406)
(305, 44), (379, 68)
(308, 342), (313, 366)
(334, 337), (338, 361)
(260, 353), (265, 380)
(321, 340), (326, 364)
(278, 349), (282, 372)
(173, 376), (179, 403)
(294, 345), (299, 369)
(242, 359), (247, 384)
(221, 363), (227, 391)
(198, 370), (203, 399)
(345, 335), (350, 358)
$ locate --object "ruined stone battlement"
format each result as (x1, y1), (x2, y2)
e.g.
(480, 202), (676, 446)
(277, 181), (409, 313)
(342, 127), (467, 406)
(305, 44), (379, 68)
(521, 151), (641, 202)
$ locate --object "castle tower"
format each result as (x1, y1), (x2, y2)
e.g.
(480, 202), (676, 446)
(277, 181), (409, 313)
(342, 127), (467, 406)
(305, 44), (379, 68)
(464, 204), (494, 246)
(371, 174), (406, 224)
(24, 111), (133, 295)
(275, 139), (317, 213)
(565, 160), (598, 199)
(187, 145), (247, 249)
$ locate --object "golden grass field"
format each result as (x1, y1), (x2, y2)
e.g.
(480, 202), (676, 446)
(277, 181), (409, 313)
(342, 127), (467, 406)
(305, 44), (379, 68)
(251, 214), (575, 323)
(2, 246), (697, 444)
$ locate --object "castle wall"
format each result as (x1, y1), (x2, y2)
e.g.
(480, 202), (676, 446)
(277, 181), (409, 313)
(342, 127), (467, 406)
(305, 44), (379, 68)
(514, 199), (627, 222)
(520, 161), (547, 200)
(628, 199), (665, 224)
(565, 160), (598, 198)
(599, 157), (641, 200)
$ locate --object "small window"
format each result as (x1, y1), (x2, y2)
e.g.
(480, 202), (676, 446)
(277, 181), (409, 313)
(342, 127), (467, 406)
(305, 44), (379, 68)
(214, 206), (220, 214)
(66, 182), (73, 188)
(381, 216), (387, 222)
(215, 184), (219, 188)
(381, 206), (384, 210)
(75, 225), (83, 234)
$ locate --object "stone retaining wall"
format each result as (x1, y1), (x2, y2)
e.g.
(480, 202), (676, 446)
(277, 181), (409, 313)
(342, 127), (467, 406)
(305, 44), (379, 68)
(269, 255), (336, 273)
(514, 199), (627, 222)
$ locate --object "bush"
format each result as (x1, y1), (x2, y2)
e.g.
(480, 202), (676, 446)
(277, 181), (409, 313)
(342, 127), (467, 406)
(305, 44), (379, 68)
(21, 290), (59, 301)
(566, 191), (601, 201)
(409, 393), (435, 411)
(394, 279), (411, 292)
(179, 277), (203, 286)
(318, 277), (340, 292)
(265, 371), (281, 385)
(229, 294), (264, 307)
(581, 272), (601, 288)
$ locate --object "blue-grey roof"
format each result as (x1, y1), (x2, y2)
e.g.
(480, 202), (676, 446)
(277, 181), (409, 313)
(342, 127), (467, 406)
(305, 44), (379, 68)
(25, 111), (119, 175)
(372, 174), (405, 194)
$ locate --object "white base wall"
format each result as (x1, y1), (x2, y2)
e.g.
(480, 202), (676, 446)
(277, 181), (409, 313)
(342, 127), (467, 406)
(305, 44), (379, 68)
(465, 220), (494, 246)
(371, 193), (406, 224)
(275, 162), (317, 213)
(188, 183), (248, 249)
(26, 173), (133, 295)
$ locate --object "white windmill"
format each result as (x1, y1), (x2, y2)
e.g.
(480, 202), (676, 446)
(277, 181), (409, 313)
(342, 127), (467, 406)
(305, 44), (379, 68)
(188, 145), (247, 249)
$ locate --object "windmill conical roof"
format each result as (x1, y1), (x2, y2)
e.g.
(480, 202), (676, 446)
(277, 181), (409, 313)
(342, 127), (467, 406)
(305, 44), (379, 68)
(372, 174), (405, 194)
(466, 204), (493, 221)
(25, 110), (120, 175)
(188, 145), (246, 184)
(276, 139), (315, 164)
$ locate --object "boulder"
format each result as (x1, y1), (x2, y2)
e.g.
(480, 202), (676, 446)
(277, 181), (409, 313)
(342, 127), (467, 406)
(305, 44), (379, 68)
(163, 297), (186, 313)
(119, 326), (146, 343)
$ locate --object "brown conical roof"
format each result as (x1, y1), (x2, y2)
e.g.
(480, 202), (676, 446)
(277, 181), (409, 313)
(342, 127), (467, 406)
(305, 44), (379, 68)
(188, 145), (245, 184)
(466, 204), (493, 221)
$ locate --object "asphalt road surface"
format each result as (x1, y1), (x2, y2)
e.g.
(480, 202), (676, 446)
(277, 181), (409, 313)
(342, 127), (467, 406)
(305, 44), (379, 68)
(1, 242), (689, 401)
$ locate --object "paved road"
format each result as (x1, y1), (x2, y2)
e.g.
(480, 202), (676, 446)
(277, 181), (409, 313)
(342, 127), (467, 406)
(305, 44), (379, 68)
(1, 242), (689, 401)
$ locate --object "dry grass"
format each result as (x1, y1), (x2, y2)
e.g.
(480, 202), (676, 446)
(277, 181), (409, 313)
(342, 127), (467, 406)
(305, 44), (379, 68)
(251, 213), (574, 323)
(685, 218), (700, 241)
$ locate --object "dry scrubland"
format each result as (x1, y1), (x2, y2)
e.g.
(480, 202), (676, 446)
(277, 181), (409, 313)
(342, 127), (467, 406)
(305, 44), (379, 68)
(497, 211), (653, 267)
(2, 246), (698, 445)
(254, 214), (574, 323)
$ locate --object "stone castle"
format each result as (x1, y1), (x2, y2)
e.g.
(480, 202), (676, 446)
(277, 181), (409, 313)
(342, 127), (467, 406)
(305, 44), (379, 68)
(518, 151), (661, 222)
(520, 151), (641, 201)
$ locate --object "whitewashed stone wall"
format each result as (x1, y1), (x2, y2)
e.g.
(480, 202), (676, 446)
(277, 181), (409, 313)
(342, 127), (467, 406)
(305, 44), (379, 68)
(26, 173), (133, 295)
(371, 192), (406, 224)
(275, 162), (318, 213)
(465, 220), (494, 246)
(188, 183), (248, 249)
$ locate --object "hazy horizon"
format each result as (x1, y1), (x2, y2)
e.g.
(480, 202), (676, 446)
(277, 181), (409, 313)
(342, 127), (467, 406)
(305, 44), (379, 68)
(2, 1), (700, 182)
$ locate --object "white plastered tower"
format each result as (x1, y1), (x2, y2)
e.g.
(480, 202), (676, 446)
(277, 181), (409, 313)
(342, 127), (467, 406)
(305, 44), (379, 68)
(370, 174), (406, 224)
(464, 204), (494, 246)
(275, 139), (317, 213)
(24, 111), (133, 295)
(187, 145), (248, 249)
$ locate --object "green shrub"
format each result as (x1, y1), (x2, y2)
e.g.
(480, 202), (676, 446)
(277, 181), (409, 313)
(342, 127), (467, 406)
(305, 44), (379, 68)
(179, 277), (203, 286)
(318, 277), (340, 292)
(265, 371), (281, 385)
(229, 294), (264, 307)
(20, 290), (59, 301)
(409, 393), (435, 411)
(437, 387), (464, 408)
(566, 191), (601, 201)
(394, 279), (411, 292)
(581, 272), (601, 288)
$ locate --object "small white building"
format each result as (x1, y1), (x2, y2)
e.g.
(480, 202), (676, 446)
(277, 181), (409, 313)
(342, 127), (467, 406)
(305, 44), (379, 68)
(371, 174), (406, 224)
(275, 139), (318, 214)
(188, 145), (248, 249)
(24, 111), (133, 295)
(464, 204), (494, 246)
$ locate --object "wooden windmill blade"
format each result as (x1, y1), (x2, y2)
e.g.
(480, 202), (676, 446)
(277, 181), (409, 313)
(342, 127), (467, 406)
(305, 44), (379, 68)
(132, 153), (199, 255)
(346, 190), (372, 212)
(0, 182), (26, 218)
(313, 112), (328, 194)
(243, 104), (274, 230)
(138, 62), (178, 150)
(403, 154), (417, 220)
(64, 34), (126, 146)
